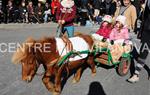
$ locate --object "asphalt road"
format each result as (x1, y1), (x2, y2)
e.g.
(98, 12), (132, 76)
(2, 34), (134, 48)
(0, 23), (149, 95)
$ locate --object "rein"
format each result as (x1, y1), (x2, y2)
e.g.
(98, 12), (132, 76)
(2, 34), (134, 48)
(46, 37), (73, 67)
(57, 8), (68, 37)
(47, 39), (68, 67)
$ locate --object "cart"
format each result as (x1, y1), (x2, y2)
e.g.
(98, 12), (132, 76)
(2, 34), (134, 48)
(57, 46), (131, 76)
(94, 47), (131, 76)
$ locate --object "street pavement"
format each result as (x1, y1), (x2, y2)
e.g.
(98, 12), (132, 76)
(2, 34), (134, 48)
(0, 23), (149, 95)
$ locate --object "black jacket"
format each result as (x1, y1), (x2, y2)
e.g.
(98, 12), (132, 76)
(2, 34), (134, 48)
(93, 0), (102, 9)
(140, 2), (150, 42)
(101, 1), (116, 16)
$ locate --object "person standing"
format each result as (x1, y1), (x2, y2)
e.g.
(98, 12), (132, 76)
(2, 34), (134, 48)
(114, 0), (137, 31)
(0, 0), (3, 23)
(102, 0), (117, 16)
(27, 1), (35, 23)
(56, 0), (76, 38)
(6, 0), (15, 23)
(127, 0), (150, 83)
(93, 0), (102, 18)
(19, 1), (27, 23)
(35, 2), (44, 23)
(51, 0), (60, 22)
(43, 2), (51, 23)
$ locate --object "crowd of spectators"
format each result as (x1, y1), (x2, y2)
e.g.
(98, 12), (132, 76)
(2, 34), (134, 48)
(0, 0), (145, 28)
(0, 0), (58, 24)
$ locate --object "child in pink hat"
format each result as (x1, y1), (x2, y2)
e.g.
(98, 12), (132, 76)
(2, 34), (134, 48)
(91, 15), (113, 48)
(109, 15), (129, 42)
(96, 15), (113, 39)
(109, 15), (132, 63)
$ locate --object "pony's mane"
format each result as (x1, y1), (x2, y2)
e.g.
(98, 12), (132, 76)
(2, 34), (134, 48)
(12, 37), (35, 64)
(12, 36), (55, 64)
(37, 36), (55, 43)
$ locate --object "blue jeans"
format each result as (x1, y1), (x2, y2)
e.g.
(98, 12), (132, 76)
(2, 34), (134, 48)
(44, 14), (48, 23)
(56, 26), (74, 38)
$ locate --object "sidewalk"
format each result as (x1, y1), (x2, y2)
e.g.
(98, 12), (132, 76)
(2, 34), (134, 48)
(0, 22), (58, 29)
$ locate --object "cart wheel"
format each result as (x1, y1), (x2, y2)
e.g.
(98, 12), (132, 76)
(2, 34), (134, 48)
(116, 57), (131, 76)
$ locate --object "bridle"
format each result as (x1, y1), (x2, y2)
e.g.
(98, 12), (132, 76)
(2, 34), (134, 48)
(35, 60), (44, 76)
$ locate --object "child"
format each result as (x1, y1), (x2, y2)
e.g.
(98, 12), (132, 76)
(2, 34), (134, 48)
(109, 15), (129, 42)
(43, 2), (51, 23)
(96, 15), (113, 39)
(92, 15), (113, 48)
(109, 15), (132, 62)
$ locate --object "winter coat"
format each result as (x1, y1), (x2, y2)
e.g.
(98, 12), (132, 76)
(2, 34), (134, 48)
(51, 0), (60, 15)
(96, 22), (112, 38)
(114, 4), (137, 30)
(101, 1), (117, 16)
(56, 0), (76, 27)
(27, 5), (35, 17)
(93, 0), (102, 9)
(140, 0), (150, 44)
(109, 26), (129, 41)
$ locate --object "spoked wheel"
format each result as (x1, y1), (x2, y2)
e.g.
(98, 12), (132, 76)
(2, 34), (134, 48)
(116, 57), (131, 76)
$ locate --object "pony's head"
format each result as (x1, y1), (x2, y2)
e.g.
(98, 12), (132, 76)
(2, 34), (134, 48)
(12, 37), (39, 83)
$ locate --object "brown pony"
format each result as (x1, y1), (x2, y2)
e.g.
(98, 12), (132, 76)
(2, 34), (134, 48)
(12, 34), (96, 95)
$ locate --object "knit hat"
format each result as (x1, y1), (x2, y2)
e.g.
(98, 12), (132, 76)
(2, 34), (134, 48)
(102, 15), (113, 23)
(116, 15), (127, 26)
(38, 0), (46, 4)
(61, 0), (74, 8)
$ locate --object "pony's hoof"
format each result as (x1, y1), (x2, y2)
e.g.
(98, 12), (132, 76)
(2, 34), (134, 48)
(47, 85), (54, 92)
(92, 73), (96, 77)
(48, 88), (54, 92)
(53, 91), (60, 95)
(72, 78), (78, 84)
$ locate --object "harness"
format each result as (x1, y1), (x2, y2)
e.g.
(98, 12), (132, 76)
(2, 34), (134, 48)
(31, 37), (72, 76)
(61, 36), (73, 52)
(33, 44), (70, 77)
(31, 37), (85, 77)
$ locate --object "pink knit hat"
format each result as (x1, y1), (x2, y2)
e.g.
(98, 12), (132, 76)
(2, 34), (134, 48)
(116, 15), (127, 26)
(102, 15), (113, 23)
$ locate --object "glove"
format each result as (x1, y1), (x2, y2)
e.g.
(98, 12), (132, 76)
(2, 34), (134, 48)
(110, 40), (114, 45)
(102, 38), (107, 42)
(122, 42), (126, 46)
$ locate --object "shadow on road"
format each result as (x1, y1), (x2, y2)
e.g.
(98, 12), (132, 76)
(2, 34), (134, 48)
(130, 46), (139, 76)
(144, 65), (150, 79)
(87, 81), (106, 95)
(129, 46), (150, 79)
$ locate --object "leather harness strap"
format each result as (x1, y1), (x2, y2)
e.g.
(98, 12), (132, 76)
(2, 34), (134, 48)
(61, 36), (73, 52)
(45, 37), (73, 67)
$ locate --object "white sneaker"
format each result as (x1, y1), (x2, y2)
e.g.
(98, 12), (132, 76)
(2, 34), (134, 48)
(127, 74), (139, 83)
